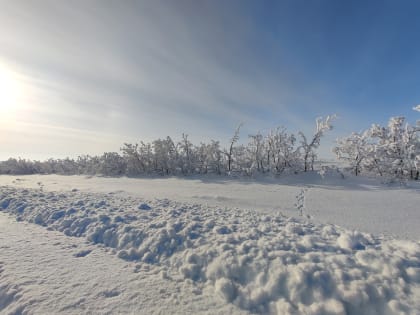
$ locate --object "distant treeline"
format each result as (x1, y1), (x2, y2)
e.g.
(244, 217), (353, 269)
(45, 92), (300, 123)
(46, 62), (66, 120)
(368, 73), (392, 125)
(0, 116), (335, 177)
(1, 115), (419, 181)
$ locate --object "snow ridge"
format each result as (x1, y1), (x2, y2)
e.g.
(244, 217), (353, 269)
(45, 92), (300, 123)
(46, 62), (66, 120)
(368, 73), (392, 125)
(1, 186), (419, 314)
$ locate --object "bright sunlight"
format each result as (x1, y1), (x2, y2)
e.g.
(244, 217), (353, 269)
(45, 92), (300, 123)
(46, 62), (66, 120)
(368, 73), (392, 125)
(0, 64), (22, 118)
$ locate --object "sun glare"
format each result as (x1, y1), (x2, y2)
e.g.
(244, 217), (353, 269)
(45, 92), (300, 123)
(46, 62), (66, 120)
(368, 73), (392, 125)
(0, 64), (23, 118)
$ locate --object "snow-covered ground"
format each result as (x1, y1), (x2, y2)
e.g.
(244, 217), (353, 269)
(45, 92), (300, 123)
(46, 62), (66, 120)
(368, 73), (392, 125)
(0, 212), (244, 315)
(0, 174), (419, 314)
(0, 173), (419, 238)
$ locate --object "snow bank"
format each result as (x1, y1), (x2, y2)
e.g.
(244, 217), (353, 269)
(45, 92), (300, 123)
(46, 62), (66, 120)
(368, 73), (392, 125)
(1, 186), (419, 314)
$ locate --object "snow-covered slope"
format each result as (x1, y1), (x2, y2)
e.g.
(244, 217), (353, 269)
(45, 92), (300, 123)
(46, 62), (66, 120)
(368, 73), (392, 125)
(1, 179), (419, 314)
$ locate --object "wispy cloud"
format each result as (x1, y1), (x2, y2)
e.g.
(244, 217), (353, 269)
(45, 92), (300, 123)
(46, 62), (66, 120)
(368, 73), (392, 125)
(0, 1), (365, 158)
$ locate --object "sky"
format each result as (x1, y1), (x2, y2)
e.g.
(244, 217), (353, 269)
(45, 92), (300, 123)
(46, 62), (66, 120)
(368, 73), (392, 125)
(1, 0), (420, 160)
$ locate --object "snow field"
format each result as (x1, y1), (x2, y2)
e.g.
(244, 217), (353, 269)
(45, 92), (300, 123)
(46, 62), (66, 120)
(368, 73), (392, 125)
(1, 186), (419, 314)
(1, 174), (419, 239)
(0, 212), (243, 315)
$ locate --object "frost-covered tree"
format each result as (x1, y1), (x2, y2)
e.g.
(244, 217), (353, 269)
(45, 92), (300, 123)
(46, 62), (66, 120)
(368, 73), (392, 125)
(299, 116), (335, 172)
(153, 137), (177, 175)
(366, 117), (419, 180)
(55, 158), (78, 175)
(76, 155), (101, 175)
(225, 123), (243, 173)
(335, 114), (419, 180)
(195, 143), (208, 174)
(206, 140), (223, 175)
(121, 143), (144, 175)
(233, 144), (253, 175)
(248, 132), (266, 173)
(333, 131), (369, 176)
(266, 127), (298, 174)
(384, 117), (408, 179)
(120, 142), (154, 175)
(99, 152), (126, 176)
(0, 158), (35, 174)
(196, 142), (225, 174)
(178, 134), (194, 175)
(402, 123), (420, 180)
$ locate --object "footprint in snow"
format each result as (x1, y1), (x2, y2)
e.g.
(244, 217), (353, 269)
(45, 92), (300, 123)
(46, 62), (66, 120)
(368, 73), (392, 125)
(102, 289), (120, 298)
(73, 249), (92, 258)
(138, 203), (151, 210)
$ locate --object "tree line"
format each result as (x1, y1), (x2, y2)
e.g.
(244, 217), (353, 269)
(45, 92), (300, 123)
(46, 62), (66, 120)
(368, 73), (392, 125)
(0, 116), (335, 177)
(1, 112), (419, 181)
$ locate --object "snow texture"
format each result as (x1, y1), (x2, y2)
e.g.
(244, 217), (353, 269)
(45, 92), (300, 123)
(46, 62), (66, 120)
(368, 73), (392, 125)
(0, 212), (242, 315)
(1, 174), (419, 239)
(1, 183), (420, 314)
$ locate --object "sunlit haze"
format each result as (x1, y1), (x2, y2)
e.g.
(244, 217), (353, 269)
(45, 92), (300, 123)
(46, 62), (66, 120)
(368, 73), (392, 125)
(0, 64), (22, 119)
(1, 1), (420, 160)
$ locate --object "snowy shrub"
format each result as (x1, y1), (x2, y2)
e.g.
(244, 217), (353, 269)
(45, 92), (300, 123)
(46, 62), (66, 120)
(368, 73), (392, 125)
(99, 152), (127, 176)
(0, 158), (37, 175)
(334, 114), (419, 181)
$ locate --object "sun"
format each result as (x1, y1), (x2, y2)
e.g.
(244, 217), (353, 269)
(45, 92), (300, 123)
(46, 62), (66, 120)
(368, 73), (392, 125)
(0, 65), (22, 116)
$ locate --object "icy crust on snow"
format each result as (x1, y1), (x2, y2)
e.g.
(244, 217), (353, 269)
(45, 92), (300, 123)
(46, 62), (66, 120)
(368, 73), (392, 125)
(1, 186), (419, 315)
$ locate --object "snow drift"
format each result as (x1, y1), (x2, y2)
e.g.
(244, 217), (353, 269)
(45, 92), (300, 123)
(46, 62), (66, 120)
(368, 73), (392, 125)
(1, 186), (419, 314)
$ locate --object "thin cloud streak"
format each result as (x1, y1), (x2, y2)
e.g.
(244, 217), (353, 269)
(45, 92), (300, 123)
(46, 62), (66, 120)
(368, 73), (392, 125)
(0, 1), (370, 158)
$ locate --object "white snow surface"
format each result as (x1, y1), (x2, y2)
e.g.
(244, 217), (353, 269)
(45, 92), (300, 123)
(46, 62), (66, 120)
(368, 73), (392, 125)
(0, 174), (420, 314)
(0, 174), (419, 238)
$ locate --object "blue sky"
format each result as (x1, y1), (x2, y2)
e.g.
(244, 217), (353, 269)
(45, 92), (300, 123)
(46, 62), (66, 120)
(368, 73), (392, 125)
(1, 0), (419, 160)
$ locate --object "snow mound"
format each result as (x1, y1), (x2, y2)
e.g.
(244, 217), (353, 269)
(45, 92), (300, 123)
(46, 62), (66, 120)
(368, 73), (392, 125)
(1, 186), (419, 314)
